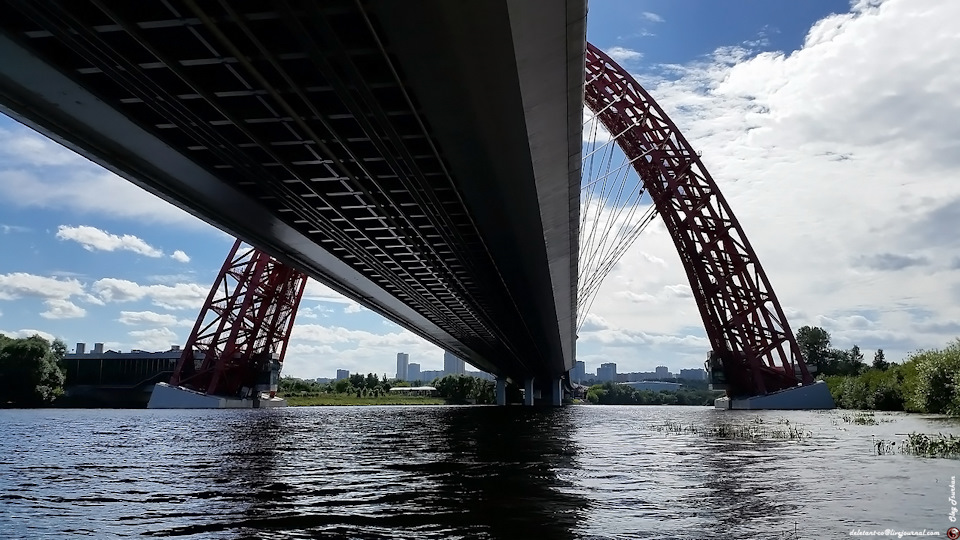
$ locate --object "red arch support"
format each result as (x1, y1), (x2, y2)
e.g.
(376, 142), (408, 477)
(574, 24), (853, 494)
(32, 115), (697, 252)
(171, 240), (307, 398)
(584, 43), (812, 397)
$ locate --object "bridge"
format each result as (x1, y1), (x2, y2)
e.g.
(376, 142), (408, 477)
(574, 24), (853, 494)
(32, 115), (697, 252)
(0, 0), (832, 408)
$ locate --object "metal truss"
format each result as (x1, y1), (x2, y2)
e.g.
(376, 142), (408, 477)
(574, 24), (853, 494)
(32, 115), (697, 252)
(584, 43), (812, 397)
(171, 240), (307, 397)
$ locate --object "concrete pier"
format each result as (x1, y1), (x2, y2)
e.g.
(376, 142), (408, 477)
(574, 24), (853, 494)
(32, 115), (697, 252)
(714, 380), (835, 410)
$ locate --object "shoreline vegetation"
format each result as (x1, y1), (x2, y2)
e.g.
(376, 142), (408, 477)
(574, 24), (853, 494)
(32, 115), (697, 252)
(794, 325), (960, 416)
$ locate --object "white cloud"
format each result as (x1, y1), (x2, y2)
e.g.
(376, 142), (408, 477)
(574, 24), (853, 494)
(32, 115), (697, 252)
(343, 302), (363, 314)
(92, 278), (207, 310)
(1, 224), (29, 234)
(56, 225), (164, 257)
(606, 46), (644, 64)
(40, 299), (86, 319)
(285, 323), (443, 379)
(170, 250), (191, 263)
(118, 310), (193, 327)
(0, 328), (56, 342)
(578, 0), (960, 370)
(128, 327), (179, 351)
(0, 124), (206, 228)
(0, 272), (85, 300)
(303, 279), (354, 304)
(641, 11), (664, 23)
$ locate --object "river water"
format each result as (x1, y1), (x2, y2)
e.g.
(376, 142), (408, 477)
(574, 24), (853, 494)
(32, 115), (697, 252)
(0, 405), (957, 539)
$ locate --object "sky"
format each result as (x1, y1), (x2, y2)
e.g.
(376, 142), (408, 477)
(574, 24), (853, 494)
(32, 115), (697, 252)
(2, 0), (959, 379)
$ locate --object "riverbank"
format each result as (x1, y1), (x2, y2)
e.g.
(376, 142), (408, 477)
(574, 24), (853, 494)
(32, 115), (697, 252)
(281, 394), (447, 406)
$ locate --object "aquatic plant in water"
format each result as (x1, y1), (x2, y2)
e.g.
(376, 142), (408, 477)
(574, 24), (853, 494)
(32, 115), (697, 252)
(652, 420), (809, 441)
(873, 433), (960, 458)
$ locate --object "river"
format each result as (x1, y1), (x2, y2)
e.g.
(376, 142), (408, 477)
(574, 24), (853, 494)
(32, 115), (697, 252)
(0, 405), (957, 539)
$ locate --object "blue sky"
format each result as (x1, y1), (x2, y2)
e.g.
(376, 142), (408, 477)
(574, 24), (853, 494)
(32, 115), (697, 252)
(3, 0), (959, 380)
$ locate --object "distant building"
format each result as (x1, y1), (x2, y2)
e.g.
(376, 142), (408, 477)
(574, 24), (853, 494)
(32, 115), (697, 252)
(396, 352), (409, 380)
(315, 377), (333, 384)
(408, 363), (421, 381)
(571, 361), (586, 384)
(419, 370), (445, 381)
(63, 344), (198, 406)
(655, 365), (671, 378)
(597, 362), (617, 382)
(679, 368), (707, 381)
(336, 369), (350, 380)
(443, 351), (465, 376)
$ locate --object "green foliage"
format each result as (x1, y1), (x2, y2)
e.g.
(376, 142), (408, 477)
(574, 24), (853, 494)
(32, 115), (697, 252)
(796, 325), (832, 373)
(872, 349), (889, 371)
(431, 375), (495, 404)
(911, 340), (960, 415)
(0, 333), (66, 406)
(583, 382), (722, 406)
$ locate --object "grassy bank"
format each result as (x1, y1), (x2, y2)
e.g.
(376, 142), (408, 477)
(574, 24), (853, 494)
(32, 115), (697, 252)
(282, 394), (447, 406)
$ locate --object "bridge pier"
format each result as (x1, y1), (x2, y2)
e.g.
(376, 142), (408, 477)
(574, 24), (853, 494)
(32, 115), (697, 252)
(524, 378), (535, 406)
(495, 378), (507, 406)
(550, 378), (563, 407)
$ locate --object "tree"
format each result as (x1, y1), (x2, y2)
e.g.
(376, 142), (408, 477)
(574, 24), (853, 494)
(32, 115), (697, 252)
(0, 334), (66, 406)
(796, 326), (832, 373)
(365, 372), (379, 390)
(910, 340), (960, 415)
(349, 373), (365, 389)
(873, 349), (889, 371)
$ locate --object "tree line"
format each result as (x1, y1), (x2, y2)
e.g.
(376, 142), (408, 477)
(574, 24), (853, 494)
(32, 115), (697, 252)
(795, 325), (960, 415)
(0, 333), (68, 407)
(585, 381), (722, 405)
(279, 373), (498, 404)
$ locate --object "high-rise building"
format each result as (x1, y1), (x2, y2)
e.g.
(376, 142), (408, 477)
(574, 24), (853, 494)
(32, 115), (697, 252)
(396, 352), (409, 380)
(571, 360), (586, 384)
(408, 363), (421, 381)
(597, 362), (617, 382)
(336, 369), (350, 380)
(655, 365), (671, 379)
(75, 342), (86, 354)
(679, 368), (707, 381)
(93, 342), (104, 354)
(443, 351), (465, 376)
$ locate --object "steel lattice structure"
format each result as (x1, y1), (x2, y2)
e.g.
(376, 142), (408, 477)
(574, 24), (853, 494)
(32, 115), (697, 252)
(583, 43), (812, 397)
(171, 240), (307, 397)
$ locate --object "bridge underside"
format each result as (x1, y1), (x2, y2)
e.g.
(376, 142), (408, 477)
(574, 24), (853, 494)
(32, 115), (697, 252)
(0, 0), (584, 383)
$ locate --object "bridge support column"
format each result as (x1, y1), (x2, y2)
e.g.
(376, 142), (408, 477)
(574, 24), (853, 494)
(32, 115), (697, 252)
(495, 378), (507, 406)
(551, 378), (563, 407)
(524, 377), (535, 406)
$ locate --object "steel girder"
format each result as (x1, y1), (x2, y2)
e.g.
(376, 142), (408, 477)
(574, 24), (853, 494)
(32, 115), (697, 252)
(584, 43), (813, 397)
(171, 240), (307, 397)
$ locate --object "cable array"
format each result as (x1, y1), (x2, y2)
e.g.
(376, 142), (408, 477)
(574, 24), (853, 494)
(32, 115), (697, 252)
(577, 105), (658, 330)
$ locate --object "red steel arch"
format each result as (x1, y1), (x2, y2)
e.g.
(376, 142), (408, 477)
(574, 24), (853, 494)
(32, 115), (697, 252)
(584, 43), (812, 397)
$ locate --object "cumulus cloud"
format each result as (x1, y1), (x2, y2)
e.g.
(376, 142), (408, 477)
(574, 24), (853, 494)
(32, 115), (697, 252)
(0, 328), (56, 342)
(118, 310), (193, 327)
(0, 272), (85, 300)
(92, 278), (207, 310)
(285, 323), (444, 379)
(606, 46), (644, 64)
(0, 125), (206, 228)
(56, 225), (164, 257)
(343, 302), (364, 314)
(128, 327), (179, 351)
(40, 299), (86, 319)
(170, 250), (191, 263)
